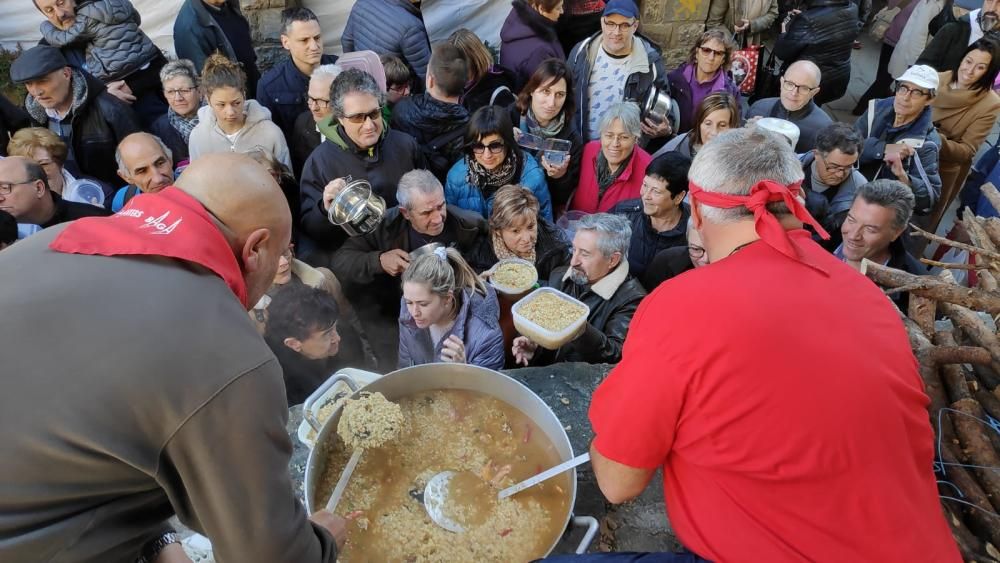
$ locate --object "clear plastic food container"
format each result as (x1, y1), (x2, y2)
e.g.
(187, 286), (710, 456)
(489, 257), (539, 296)
(512, 287), (590, 350)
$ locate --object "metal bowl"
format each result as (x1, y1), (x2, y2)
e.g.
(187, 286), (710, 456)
(303, 364), (598, 556)
(409, 242), (445, 260)
(327, 179), (386, 237)
(642, 86), (679, 129)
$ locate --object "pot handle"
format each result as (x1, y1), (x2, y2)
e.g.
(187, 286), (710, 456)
(571, 515), (600, 554)
(303, 372), (361, 434)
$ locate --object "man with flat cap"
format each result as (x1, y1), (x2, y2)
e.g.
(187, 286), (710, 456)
(10, 45), (140, 196)
(0, 153), (345, 562)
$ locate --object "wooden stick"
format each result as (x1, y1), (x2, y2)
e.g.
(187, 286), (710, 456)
(940, 303), (1000, 369)
(920, 259), (992, 270)
(941, 504), (991, 562)
(910, 222), (1000, 261)
(950, 398), (1000, 513)
(865, 261), (1000, 315)
(981, 269), (1000, 293)
(940, 441), (1000, 549)
(937, 333), (974, 403)
(981, 182), (1000, 217)
(908, 294), (936, 336)
(965, 211), (1000, 255)
(983, 217), (1000, 251)
(927, 346), (994, 366)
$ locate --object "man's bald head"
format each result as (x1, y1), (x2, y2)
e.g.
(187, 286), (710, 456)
(116, 133), (174, 194)
(176, 153), (292, 308)
(780, 60), (822, 111)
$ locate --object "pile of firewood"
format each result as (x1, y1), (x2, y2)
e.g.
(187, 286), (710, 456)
(861, 184), (1000, 562)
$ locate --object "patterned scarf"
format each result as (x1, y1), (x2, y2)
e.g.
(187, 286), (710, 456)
(524, 109), (566, 139)
(168, 108), (200, 144)
(491, 229), (536, 263)
(596, 150), (632, 201)
(466, 150), (520, 200)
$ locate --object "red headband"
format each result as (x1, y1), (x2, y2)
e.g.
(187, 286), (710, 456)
(688, 179), (830, 272)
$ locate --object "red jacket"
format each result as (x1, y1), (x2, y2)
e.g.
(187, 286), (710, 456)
(570, 141), (652, 214)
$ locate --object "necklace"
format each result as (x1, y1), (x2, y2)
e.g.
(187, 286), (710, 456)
(729, 240), (758, 256)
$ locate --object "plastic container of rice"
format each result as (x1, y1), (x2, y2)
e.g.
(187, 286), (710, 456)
(512, 287), (590, 350)
(489, 258), (539, 296)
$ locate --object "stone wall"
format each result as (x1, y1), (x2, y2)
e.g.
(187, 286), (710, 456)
(640, 0), (712, 68)
(240, 0), (298, 73)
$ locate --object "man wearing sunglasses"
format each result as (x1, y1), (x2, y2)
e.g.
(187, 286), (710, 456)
(566, 0), (671, 145)
(853, 64), (942, 217)
(746, 60), (833, 153)
(299, 68), (424, 260)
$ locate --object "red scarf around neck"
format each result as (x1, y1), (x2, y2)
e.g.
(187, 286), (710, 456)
(688, 179), (830, 274)
(49, 186), (249, 307)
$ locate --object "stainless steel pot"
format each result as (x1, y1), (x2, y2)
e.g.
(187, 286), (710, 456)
(327, 179), (386, 237)
(643, 86), (679, 130)
(303, 364), (598, 556)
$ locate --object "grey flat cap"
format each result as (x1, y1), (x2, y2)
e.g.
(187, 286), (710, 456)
(10, 45), (69, 84)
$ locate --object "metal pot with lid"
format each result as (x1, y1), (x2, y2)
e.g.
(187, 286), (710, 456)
(327, 178), (386, 237)
(303, 364), (598, 557)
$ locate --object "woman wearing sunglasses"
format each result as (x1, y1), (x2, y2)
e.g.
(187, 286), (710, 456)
(444, 105), (553, 220)
(666, 28), (741, 135)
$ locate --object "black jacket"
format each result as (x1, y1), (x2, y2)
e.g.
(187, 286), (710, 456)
(610, 199), (690, 279)
(41, 192), (112, 228)
(917, 14), (978, 73)
(506, 103), (585, 207)
(24, 69), (141, 193)
(149, 112), (190, 166)
(390, 93), (470, 181)
(886, 237), (927, 310)
(461, 67), (518, 114)
(640, 246), (694, 291)
(468, 218), (571, 282)
(290, 110), (321, 180)
(299, 120), (424, 252)
(0, 95), (30, 157)
(533, 264), (646, 365)
(256, 54), (338, 141)
(773, 0), (861, 105)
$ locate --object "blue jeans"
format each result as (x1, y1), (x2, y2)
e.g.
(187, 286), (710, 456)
(539, 552), (710, 563)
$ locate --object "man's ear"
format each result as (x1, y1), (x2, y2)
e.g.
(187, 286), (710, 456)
(425, 72), (434, 93)
(691, 201), (704, 229)
(609, 251), (622, 270)
(280, 33), (290, 51)
(283, 337), (303, 352)
(117, 168), (131, 186)
(241, 228), (271, 274)
(399, 206), (412, 222)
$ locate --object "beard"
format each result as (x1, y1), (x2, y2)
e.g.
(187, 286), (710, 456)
(980, 10), (999, 32)
(568, 267), (589, 285)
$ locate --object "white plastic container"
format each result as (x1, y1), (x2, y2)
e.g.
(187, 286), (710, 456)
(297, 368), (382, 448)
(512, 287), (590, 350)
(489, 257), (539, 296)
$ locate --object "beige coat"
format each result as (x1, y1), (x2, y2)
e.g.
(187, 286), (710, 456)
(932, 71), (1000, 210)
(706, 0), (779, 45)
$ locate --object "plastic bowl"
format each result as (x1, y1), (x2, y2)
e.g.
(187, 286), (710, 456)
(489, 258), (539, 296)
(512, 287), (590, 350)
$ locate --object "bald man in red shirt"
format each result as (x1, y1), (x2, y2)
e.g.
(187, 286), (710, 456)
(551, 127), (960, 563)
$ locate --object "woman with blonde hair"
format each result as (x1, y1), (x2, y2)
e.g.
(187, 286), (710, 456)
(188, 54), (290, 170)
(7, 127), (105, 207)
(448, 29), (518, 113)
(653, 91), (740, 159)
(399, 246), (504, 369)
(471, 184), (570, 281)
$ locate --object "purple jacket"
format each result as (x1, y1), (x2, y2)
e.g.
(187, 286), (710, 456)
(666, 63), (741, 135)
(398, 286), (505, 370)
(499, 0), (566, 91)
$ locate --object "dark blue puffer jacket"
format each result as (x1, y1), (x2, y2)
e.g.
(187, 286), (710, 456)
(341, 0), (432, 81)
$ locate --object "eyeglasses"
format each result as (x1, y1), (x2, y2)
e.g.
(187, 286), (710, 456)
(341, 107), (382, 124)
(307, 96), (331, 109)
(780, 78), (819, 95)
(602, 18), (636, 32)
(819, 155), (859, 174)
(0, 179), (37, 195)
(698, 45), (726, 59)
(388, 84), (410, 94)
(601, 132), (635, 144)
(471, 141), (506, 155)
(895, 83), (931, 98)
(689, 245), (706, 258)
(164, 87), (196, 98)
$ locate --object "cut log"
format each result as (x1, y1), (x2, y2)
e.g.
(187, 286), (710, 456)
(943, 504), (992, 563)
(976, 388), (1000, 427)
(939, 333), (975, 403)
(940, 442), (1000, 548)
(864, 261), (1000, 315)
(973, 363), (1000, 393)
(981, 183), (1000, 217)
(940, 303), (1000, 374)
(909, 294), (937, 336)
(983, 217), (1000, 251)
(929, 346), (995, 366)
(981, 270), (1000, 293)
(965, 211), (1000, 255)
(911, 221), (1000, 262)
(950, 398), (1000, 513)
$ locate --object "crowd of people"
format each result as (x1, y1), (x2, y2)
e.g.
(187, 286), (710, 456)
(0, 0), (994, 560)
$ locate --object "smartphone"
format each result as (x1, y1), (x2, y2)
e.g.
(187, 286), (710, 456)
(898, 138), (925, 149)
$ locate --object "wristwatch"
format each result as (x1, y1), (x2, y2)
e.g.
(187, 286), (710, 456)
(135, 531), (180, 563)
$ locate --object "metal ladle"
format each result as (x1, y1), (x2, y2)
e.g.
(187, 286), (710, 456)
(423, 453), (591, 533)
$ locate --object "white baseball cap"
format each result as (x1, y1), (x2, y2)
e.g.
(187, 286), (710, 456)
(756, 118), (801, 150)
(896, 65), (939, 91)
